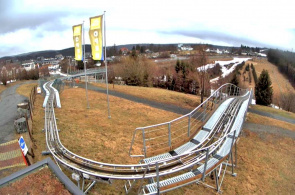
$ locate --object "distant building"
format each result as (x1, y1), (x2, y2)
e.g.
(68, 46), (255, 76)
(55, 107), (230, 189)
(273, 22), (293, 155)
(178, 44), (193, 51)
(22, 60), (35, 71)
(42, 58), (60, 66)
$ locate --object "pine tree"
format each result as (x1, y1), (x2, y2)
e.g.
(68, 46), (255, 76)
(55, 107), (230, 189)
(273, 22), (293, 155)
(255, 69), (273, 106)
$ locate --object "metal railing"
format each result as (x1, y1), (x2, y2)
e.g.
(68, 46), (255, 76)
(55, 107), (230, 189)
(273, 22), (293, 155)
(129, 83), (248, 158)
(42, 79), (251, 191)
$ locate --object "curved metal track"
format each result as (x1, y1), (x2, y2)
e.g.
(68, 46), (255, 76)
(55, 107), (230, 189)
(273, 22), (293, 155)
(43, 80), (251, 184)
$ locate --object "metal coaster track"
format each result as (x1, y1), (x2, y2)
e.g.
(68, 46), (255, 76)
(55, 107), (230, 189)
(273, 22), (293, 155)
(43, 75), (251, 192)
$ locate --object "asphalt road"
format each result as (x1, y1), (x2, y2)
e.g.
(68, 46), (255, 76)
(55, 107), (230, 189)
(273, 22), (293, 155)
(0, 81), (36, 144)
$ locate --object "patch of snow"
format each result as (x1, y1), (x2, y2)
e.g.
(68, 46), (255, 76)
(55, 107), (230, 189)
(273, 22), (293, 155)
(198, 57), (251, 83)
(50, 70), (68, 77)
(271, 104), (281, 110)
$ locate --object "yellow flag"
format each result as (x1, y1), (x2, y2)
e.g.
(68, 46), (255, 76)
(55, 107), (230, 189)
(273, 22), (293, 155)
(89, 15), (104, 60)
(72, 24), (83, 61)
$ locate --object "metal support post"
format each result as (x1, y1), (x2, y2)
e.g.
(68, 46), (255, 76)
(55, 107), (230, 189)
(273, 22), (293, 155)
(202, 148), (210, 181)
(235, 141), (237, 168)
(187, 115), (191, 137)
(168, 123), (171, 147)
(156, 162), (160, 194)
(84, 181), (96, 194)
(142, 129), (147, 158)
(82, 177), (85, 191)
(214, 169), (220, 192)
(230, 130), (236, 176)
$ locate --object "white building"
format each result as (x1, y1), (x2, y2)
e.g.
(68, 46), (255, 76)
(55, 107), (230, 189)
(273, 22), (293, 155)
(22, 61), (35, 71)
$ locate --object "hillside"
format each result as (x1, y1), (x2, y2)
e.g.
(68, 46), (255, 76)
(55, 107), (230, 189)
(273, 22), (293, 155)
(248, 58), (295, 108)
(0, 43), (238, 61)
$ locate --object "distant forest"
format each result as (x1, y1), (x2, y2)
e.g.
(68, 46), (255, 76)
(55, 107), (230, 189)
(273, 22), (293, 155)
(267, 49), (295, 88)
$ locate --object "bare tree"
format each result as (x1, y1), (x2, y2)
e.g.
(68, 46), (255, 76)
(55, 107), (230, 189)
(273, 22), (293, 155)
(1, 67), (8, 85)
(191, 46), (208, 103)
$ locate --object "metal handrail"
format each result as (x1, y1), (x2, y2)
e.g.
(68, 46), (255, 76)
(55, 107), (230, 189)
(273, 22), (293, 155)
(43, 80), (251, 181)
(129, 83), (249, 157)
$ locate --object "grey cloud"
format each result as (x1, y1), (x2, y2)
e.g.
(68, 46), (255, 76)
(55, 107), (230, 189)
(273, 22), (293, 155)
(0, 1), (88, 34)
(161, 30), (274, 48)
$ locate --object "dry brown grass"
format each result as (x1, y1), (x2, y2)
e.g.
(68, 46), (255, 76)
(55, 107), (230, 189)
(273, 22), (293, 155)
(249, 58), (295, 105)
(55, 88), (181, 164)
(247, 113), (295, 131)
(27, 85), (295, 194)
(95, 129), (295, 195)
(16, 83), (37, 98)
(0, 80), (27, 95)
(90, 83), (200, 110)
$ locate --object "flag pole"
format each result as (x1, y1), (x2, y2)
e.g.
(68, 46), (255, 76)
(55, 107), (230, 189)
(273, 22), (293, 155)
(104, 11), (111, 119)
(83, 20), (90, 109)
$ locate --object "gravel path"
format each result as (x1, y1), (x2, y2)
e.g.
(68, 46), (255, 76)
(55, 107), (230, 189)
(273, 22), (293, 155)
(243, 122), (295, 139)
(248, 108), (295, 124)
(0, 81), (36, 144)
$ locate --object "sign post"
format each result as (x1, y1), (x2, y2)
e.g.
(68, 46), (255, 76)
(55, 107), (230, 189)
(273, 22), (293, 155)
(18, 136), (28, 156)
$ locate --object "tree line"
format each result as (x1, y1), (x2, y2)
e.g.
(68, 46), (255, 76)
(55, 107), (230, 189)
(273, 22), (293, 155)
(0, 68), (39, 85)
(110, 49), (213, 102)
(267, 49), (295, 87)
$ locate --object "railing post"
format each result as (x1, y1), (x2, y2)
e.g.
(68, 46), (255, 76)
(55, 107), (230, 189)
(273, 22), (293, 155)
(202, 148), (210, 181)
(142, 129), (147, 158)
(156, 162), (160, 194)
(187, 115), (191, 137)
(168, 123), (171, 148)
(230, 130), (236, 175)
(229, 85), (232, 96)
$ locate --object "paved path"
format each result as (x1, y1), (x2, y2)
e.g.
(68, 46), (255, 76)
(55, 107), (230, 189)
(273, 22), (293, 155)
(243, 122), (295, 139)
(248, 108), (295, 124)
(75, 83), (295, 139)
(0, 81), (36, 144)
(76, 83), (192, 115)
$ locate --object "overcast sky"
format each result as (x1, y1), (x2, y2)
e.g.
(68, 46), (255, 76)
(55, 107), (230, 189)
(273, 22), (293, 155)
(0, 0), (294, 57)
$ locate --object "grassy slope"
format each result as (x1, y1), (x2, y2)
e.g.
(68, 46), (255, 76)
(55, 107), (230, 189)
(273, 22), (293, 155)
(252, 104), (295, 120)
(42, 87), (295, 194)
(16, 83), (37, 98)
(91, 83), (200, 110)
(56, 88), (181, 164)
(12, 79), (295, 194)
(247, 112), (295, 131)
(250, 58), (295, 106)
